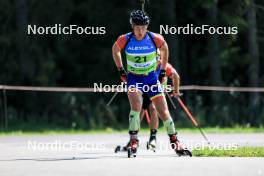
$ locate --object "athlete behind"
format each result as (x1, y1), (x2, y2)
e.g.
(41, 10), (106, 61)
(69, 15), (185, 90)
(142, 63), (181, 151)
(112, 10), (191, 157)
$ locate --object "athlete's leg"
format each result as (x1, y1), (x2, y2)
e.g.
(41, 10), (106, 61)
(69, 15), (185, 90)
(147, 82), (190, 151)
(125, 72), (144, 152)
(142, 93), (158, 140)
(140, 93), (149, 121)
(128, 89), (143, 112)
(151, 94), (190, 154)
(146, 103), (158, 150)
(151, 94), (176, 135)
(148, 103), (159, 130)
(127, 88), (142, 151)
(140, 109), (145, 121)
(127, 89), (142, 132)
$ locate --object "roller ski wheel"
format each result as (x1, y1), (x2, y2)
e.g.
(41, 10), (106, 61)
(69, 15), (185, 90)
(127, 139), (138, 158)
(175, 149), (192, 157)
(146, 139), (156, 152)
(127, 147), (137, 158)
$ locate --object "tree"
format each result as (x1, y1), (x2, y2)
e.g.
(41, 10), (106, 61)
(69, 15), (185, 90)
(166, 0), (179, 70)
(16, 0), (34, 83)
(247, 0), (260, 125)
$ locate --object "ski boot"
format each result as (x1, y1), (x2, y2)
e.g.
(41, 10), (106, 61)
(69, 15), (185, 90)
(146, 135), (156, 152)
(170, 134), (192, 157)
(127, 138), (139, 158)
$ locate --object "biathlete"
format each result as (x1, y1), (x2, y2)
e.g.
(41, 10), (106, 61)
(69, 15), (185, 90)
(112, 10), (191, 157)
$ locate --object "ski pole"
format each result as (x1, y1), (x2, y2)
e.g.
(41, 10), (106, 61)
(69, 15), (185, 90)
(165, 92), (210, 144)
(165, 92), (177, 109)
(106, 82), (126, 106)
(106, 91), (118, 106)
(176, 97), (210, 144)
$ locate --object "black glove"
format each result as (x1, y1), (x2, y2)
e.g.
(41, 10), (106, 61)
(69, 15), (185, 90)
(159, 69), (166, 83)
(118, 67), (127, 82)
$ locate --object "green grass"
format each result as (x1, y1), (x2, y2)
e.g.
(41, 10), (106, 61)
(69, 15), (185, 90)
(177, 127), (264, 133)
(0, 127), (264, 136)
(193, 147), (264, 157)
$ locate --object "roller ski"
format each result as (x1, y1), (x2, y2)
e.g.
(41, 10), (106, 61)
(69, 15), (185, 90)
(114, 142), (129, 153)
(170, 134), (192, 157)
(127, 138), (139, 158)
(146, 136), (156, 152)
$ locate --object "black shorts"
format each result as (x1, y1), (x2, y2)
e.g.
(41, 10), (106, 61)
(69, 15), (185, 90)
(142, 93), (152, 110)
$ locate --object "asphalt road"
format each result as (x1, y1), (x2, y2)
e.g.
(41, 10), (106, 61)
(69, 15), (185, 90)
(0, 133), (264, 176)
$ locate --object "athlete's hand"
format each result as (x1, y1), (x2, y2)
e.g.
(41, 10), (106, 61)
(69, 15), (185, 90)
(159, 69), (166, 83)
(118, 67), (127, 82)
(170, 90), (182, 98)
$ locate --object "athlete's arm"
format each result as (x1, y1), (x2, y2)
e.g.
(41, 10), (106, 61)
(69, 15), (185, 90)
(112, 43), (123, 69)
(169, 69), (181, 97)
(159, 41), (169, 70)
(112, 43), (127, 82)
(153, 33), (168, 70)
